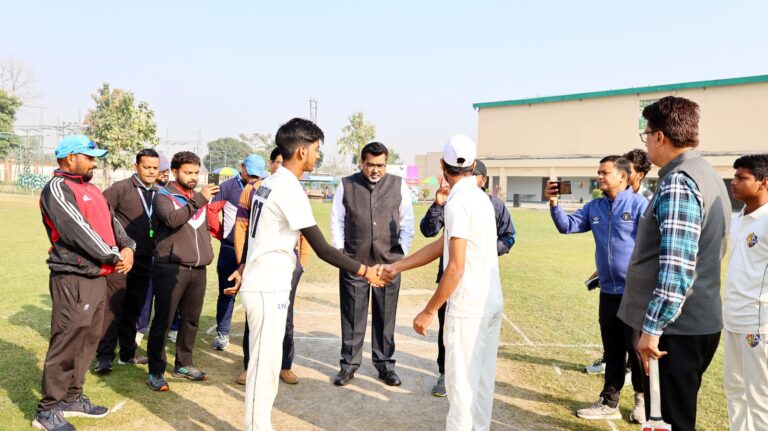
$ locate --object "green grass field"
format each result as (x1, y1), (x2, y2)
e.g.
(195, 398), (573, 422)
(0, 194), (729, 430)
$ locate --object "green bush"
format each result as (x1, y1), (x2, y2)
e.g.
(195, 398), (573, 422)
(17, 172), (49, 190)
(590, 188), (603, 199)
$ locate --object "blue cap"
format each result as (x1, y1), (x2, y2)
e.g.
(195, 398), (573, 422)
(55, 135), (108, 159)
(243, 154), (266, 178)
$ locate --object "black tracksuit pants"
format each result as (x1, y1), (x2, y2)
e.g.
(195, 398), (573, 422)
(599, 293), (643, 407)
(96, 256), (152, 363)
(147, 263), (206, 375)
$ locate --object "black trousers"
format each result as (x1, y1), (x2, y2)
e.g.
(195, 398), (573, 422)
(338, 270), (400, 373)
(641, 332), (720, 431)
(243, 256), (303, 369)
(599, 293), (643, 407)
(39, 272), (106, 411)
(96, 256), (152, 362)
(436, 302), (447, 374)
(147, 263), (207, 375)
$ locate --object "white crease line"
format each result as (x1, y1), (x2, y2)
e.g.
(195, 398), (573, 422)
(552, 363), (562, 376)
(490, 419), (527, 430)
(207, 304), (244, 334)
(500, 342), (602, 348)
(503, 313), (534, 346)
(111, 399), (127, 413)
(606, 420), (618, 431)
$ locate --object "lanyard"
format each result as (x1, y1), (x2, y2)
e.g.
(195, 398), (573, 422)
(137, 187), (156, 237)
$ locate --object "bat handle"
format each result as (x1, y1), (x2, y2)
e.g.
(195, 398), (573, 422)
(649, 357), (662, 420)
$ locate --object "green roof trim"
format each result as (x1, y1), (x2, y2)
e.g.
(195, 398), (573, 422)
(473, 74), (768, 109)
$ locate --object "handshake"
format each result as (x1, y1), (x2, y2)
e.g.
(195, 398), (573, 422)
(363, 263), (402, 287)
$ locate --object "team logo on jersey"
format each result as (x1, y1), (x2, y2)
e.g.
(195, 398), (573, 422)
(621, 212), (631, 221)
(592, 216), (600, 224)
(747, 232), (758, 248)
(83, 195), (92, 202)
(746, 333), (761, 348)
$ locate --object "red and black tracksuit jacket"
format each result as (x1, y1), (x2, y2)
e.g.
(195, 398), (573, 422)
(40, 170), (136, 276)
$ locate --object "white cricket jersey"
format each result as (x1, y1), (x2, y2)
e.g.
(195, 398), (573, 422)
(241, 166), (316, 292)
(724, 202), (768, 333)
(443, 176), (503, 318)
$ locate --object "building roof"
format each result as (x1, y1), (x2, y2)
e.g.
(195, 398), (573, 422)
(473, 74), (768, 109)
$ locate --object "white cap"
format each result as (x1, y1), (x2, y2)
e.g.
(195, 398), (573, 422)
(442, 134), (477, 168)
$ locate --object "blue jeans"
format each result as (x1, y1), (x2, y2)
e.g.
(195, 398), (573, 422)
(216, 245), (239, 335)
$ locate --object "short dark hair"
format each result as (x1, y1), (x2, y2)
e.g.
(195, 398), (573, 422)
(442, 160), (474, 177)
(361, 142), (388, 162)
(599, 155), (632, 179)
(624, 148), (651, 174)
(136, 148), (160, 164)
(171, 151), (201, 170)
(642, 96), (700, 148)
(275, 118), (324, 161)
(269, 147), (281, 162)
(733, 154), (768, 181)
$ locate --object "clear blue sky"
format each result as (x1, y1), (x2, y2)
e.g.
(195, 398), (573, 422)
(4, 0), (767, 163)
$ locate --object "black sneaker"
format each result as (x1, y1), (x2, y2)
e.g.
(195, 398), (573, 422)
(172, 365), (208, 381)
(93, 358), (112, 374)
(59, 394), (108, 418)
(333, 369), (354, 386)
(32, 409), (75, 431)
(147, 373), (170, 391)
(118, 354), (148, 365)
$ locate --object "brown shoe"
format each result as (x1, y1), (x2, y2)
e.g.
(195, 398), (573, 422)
(280, 369), (299, 385)
(236, 370), (247, 385)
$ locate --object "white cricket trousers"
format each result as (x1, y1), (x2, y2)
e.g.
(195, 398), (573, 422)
(242, 291), (290, 431)
(445, 310), (502, 431)
(724, 329), (768, 431)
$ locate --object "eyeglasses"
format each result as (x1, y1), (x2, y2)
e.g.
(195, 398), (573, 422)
(639, 130), (658, 143)
(363, 162), (386, 170)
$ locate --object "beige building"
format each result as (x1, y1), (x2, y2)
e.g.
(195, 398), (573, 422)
(417, 75), (768, 204)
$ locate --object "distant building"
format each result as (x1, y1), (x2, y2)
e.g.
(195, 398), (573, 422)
(416, 75), (768, 205)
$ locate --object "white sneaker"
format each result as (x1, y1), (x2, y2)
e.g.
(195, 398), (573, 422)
(629, 392), (646, 423)
(167, 330), (178, 343)
(576, 397), (621, 420)
(583, 359), (606, 374)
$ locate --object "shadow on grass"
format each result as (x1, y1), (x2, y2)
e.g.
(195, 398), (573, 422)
(493, 380), (610, 431)
(8, 300), (52, 340)
(499, 349), (592, 373)
(0, 338), (41, 421)
(99, 364), (240, 431)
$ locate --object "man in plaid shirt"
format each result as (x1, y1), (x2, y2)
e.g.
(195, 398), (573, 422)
(618, 96), (730, 431)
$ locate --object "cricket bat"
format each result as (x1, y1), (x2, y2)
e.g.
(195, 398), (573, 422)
(642, 357), (671, 430)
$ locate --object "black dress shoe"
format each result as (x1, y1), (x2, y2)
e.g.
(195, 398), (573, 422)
(334, 369), (354, 386)
(378, 370), (402, 386)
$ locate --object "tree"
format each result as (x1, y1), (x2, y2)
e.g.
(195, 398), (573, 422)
(388, 147), (402, 164)
(203, 137), (251, 172)
(0, 58), (40, 101)
(84, 83), (159, 186)
(0, 89), (22, 159)
(337, 112), (375, 164)
(239, 132), (275, 159)
(315, 149), (324, 170)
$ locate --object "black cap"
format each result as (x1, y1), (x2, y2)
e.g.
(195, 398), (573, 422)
(472, 159), (487, 177)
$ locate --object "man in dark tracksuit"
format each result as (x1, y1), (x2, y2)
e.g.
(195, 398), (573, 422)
(94, 149), (160, 373)
(419, 160), (516, 397)
(35, 135), (136, 431)
(145, 151), (221, 391)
